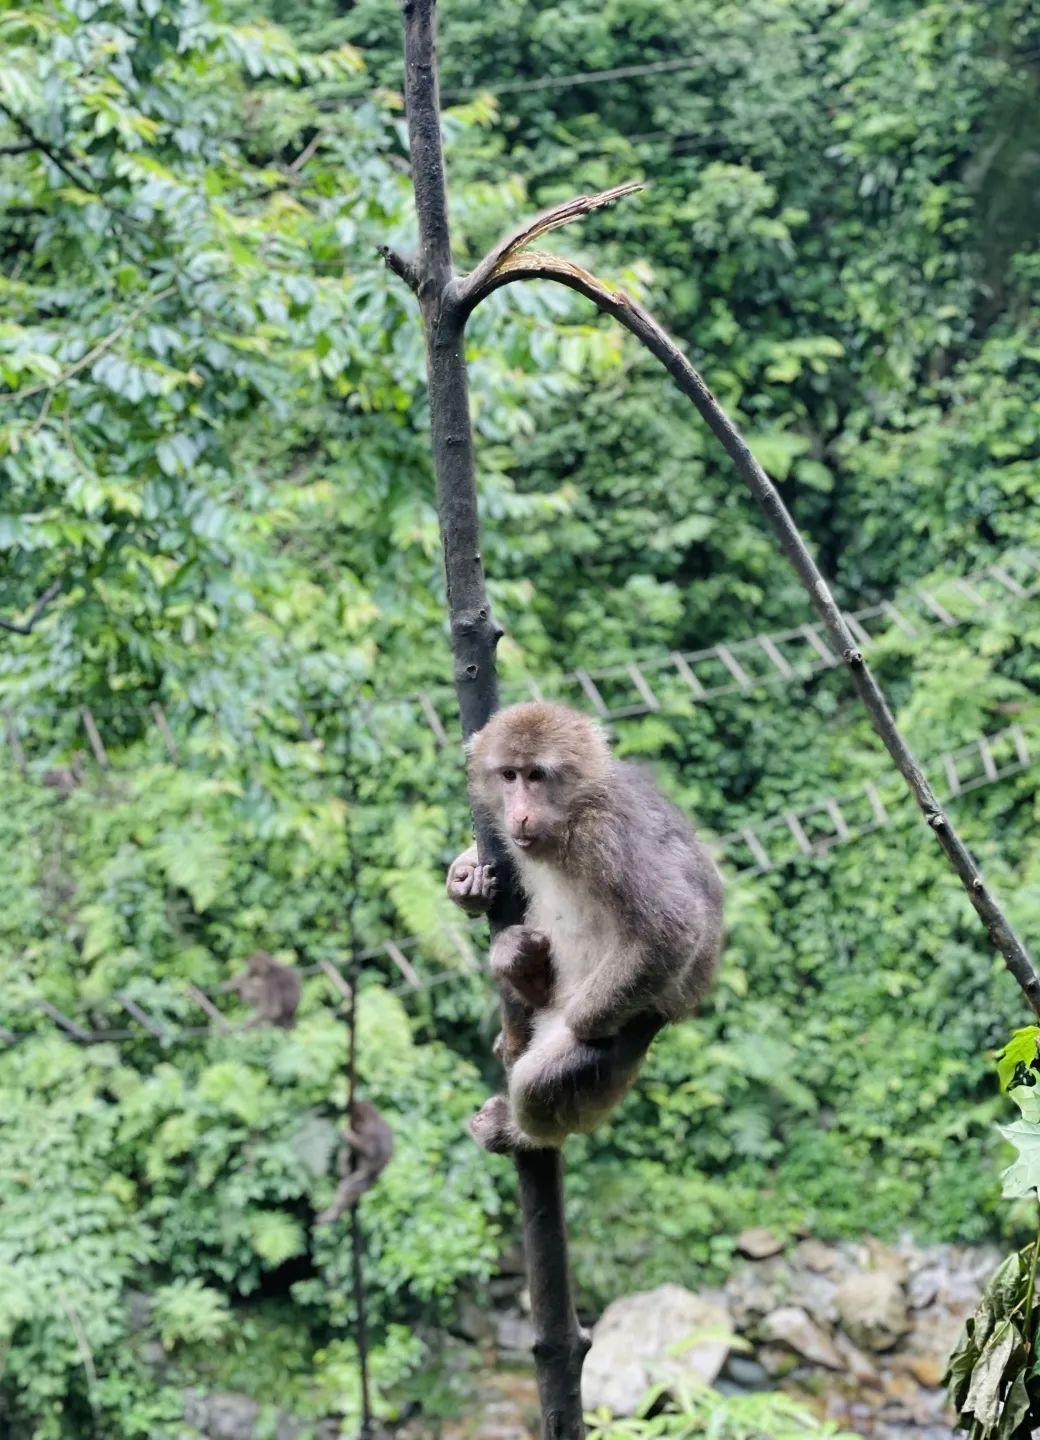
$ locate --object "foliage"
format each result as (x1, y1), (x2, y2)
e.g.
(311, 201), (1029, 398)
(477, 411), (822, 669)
(2, 0), (1040, 1432)
(944, 1248), (1039, 1439)
(943, 1033), (1040, 1437)
(586, 1381), (861, 1439)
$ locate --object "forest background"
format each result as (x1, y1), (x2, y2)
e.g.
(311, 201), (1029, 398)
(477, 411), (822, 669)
(1, 0), (1040, 1434)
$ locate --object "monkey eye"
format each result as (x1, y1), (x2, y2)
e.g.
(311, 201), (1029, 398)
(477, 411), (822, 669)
(501, 767), (518, 783)
(528, 765), (546, 783)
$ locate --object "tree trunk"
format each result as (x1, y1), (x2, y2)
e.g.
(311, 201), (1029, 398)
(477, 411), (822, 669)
(392, 2), (590, 1433)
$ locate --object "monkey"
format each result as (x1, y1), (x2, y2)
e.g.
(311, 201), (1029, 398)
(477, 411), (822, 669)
(228, 950), (301, 1029)
(315, 1100), (394, 1224)
(42, 752), (84, 799)
(446, 701), (724, 1152)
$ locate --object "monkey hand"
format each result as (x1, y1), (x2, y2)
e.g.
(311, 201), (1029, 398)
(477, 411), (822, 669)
(446, 848), (498, 914)
(490, 925), (553, 1009)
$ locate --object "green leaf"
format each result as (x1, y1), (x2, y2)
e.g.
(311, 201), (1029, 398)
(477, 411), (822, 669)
(997, 1028), (1040, 1092)
(1000, 1123), (1040, 1199)
(247, 1211), (306, 1266)
(997, 1369), (1030, 1438)
(965, 1320), (1020, 1430)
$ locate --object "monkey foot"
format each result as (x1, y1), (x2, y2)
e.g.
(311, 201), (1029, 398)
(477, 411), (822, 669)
(468, 1095), (518, 1153)
(491, 926), (553, 1009)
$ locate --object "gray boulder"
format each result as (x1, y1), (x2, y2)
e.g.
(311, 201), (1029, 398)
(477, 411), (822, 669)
(835, 1269), (910, 1352)
(181, 1391), (259, 1440)
(582, 1284), (732, 1416)
(760, 1306), (845, 1371)
(736, 1227), (784, 1260)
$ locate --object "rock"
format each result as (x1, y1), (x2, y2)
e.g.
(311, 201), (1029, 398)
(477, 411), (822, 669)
(497, 1244), (527, 1276)
(794, 1270), (840, 1327)
(736, 1227), (784, 1260)
(905, 1354), (944, 1389)
(757, 1344), (800, 1378)
(723, 1257), (787, 1328)
(582, 1284), (732, 1416)
(761, 1306), (846, 1371)
(835, 1270), (910, 1352)
(906, 1305), (971, 1372)
(831, 1329), (881, 1386)
(456, 1297), (495, 1344)
(181, 1390), (260, 1440)
(794, 1239), (842, 1273)
(723, 1354), (771, 1390)
(493, 1310), (535, 1357)
(443, 1369), (542, 1439)
(907, 1244), (1000, 1312)
(125, 1290), (154, 1333)
(907, 1265), (941, 1310)
(866, 1239), (909, 1283)
(881, 1369), (931, 1422)
(179, 1390), (342, 1440)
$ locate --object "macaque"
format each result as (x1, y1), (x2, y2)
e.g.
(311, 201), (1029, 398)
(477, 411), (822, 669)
(42, 752), (84, 799)
(315, 1100), (395, 1224)
(230, 950), (301, 1029)
(446, 701), (723, 1151)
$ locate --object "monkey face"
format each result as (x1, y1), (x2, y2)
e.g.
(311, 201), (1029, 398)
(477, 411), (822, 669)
(495, 761), (571, 856)
(469, 702), (613, 861)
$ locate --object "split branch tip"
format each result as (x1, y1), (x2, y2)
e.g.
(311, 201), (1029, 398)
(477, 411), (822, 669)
(459, 180), (644, 310)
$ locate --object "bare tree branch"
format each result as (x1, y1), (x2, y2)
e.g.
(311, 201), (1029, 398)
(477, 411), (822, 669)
(0, 580), (62, 636)
(287, 129), (324, 174)
(456, 234), (1040, 1019)
(0, 99), (94, 190)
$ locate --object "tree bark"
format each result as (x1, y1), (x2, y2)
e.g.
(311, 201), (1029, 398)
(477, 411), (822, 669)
(393, 2), (589, 1434)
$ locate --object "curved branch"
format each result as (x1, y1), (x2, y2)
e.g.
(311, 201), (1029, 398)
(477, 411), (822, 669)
(456, 248), (1040, 1019)
(459, 182), (643, 304)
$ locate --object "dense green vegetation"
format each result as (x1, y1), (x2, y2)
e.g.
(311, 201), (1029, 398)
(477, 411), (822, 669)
(1, 0), (1039, 1433)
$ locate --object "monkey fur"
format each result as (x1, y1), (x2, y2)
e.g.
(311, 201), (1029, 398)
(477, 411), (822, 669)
(315, 1100), (394, 1224)
(230, 950), (301, 1029)
(42, 753), (84, 799)
(446, 701), (723, 1151)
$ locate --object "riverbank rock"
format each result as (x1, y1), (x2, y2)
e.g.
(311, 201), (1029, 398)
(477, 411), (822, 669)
(179, 1391), (340, 1440)
(836, 1269), (910, 1352)
(737, 1227), (784, 1259)
(582, 1284), (732, 1416)
(462, 1234), (1001, 1439)
(762, 1306), (845, 1370)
